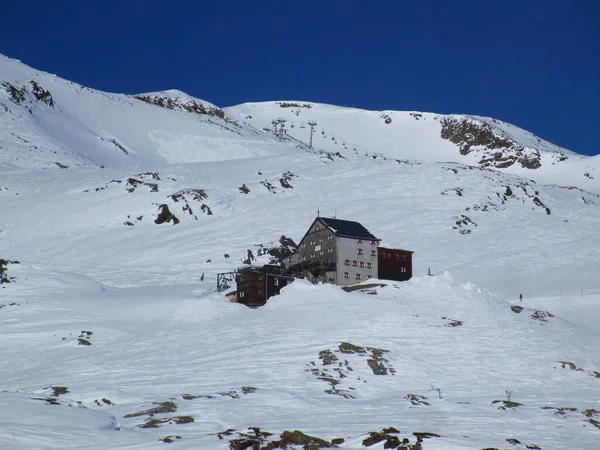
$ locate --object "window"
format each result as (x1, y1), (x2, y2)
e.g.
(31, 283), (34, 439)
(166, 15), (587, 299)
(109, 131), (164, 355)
(258, 287), (264, 296)
(258, 274), (264, 281)
(301, 243), (306, 249)
(344, 259), (350, 266)
(274, 278), (279, 286)
(310, 240), (315, 246)
(359, 262), (365, 268)
(311, 254), (316, 259)
(316, 225), (321, 231)
(371, 250), (377, 256)
(401, 267), (407, 273)
(320, 251), (324, 256)
(371, 240), (377, 245)
(367, 275), (372, 280)
(357, 249), (364, 255)
(343, 272), (349, 278)
(240, 291), (245, 298)
(357, 239), (363, 243)
(352, 261), (358, 267)
(367, 262), (372, 269)
(288, 256), (293, 263)
(301, 256), (307, 262)
(327, 235), (333, 241)
(355, 273), (361, 280)
(396, 254), (401, 261)
(320, 238), (325, 243)
(327, 248), (333, 253)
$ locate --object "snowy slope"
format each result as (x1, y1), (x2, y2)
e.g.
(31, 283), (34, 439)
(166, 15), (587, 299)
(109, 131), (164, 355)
(224, 101), (600, 193)
(2, 151), (600, 448)
(1, 55), (600, 449)
(0, 54), (299, 170)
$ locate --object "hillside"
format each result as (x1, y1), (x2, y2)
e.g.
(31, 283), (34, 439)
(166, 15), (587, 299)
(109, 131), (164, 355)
(1, 55), (600, 449)
(224, 101), (600, 193)
(0, 55), (301, 170)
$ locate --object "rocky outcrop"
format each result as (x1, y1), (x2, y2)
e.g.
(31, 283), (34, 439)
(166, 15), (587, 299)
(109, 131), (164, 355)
(30, 81), (55, 107)
(440, 117), (542, 169)
(134, 93), (225, 118)
(2, 80), (55, 110)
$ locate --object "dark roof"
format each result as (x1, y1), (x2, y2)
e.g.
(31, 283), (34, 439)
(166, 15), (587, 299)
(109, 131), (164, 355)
(378, 246), (414, 253)
(318, 217), (379, 241)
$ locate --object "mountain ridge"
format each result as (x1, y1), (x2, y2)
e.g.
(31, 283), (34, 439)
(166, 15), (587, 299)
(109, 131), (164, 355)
(2, 53), (598, 195)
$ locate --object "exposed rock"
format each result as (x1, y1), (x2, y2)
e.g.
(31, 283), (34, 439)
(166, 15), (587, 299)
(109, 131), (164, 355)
(531, 196), (551, 215)
(278, 430), (331, 449)
(109, 138), (129, 155)
(440, 117), (541, 170)
(155, 204), (180, 225)
(160, 435), (182, 443)
(30, 80), (55, 107)
(279, 171), (297, 189)
(557, 360), (584, 371)
(405, 394), (430, 406)
(492, 399), (523, 410)
(261, 181), (276, 193)
(362, 431), (399, 447)
(51, 386), (69, 396)
(255, 235), (298, 264)
(530, 310), (554, 323)
(124, 401), (177, 418)
(452, 214), (477, 234)
(0, 259), (19, 284)
(2, 82), (27, 105)
(135, 94), (225, 118)
(307, 343), (394, 397)
(277, 102), (312, 108)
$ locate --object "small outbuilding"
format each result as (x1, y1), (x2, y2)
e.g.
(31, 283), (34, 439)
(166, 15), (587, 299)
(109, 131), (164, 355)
(235, 264), (294, 307)
(377, 247), (414, 282)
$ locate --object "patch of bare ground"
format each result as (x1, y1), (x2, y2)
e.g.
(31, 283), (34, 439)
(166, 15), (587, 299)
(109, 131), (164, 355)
(405, 394), (430, 407)
(491, 399), (523, 410)
(582, 409), (600, 429)
(124, 401), (177, 418)
(0, 259), (19, 284)
(160, 435), (182, 443)
(182, 386), (258, 400)
(307, 342), (395, 398)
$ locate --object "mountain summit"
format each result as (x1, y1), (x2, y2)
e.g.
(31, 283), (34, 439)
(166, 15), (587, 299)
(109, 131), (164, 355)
(1, 53), (598, 191)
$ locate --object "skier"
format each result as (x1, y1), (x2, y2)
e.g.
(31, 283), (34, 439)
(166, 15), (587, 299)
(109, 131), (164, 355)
(519, 293), (523, 303)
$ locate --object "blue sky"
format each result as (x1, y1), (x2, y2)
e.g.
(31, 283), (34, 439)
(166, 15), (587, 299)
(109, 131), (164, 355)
(2, 1), (599, 155)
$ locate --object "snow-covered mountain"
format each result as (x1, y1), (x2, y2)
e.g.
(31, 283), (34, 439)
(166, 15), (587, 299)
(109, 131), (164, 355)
(1, 54), (600, 449)
(224, 101), (600, 192)
(0, 55), (303, 170)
